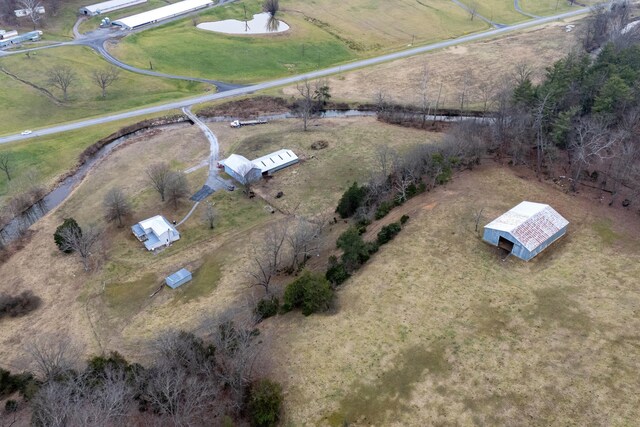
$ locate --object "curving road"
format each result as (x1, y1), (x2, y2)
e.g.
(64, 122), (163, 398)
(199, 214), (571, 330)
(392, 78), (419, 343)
(0, 6), (594, 145)
(514, 0), (542, 19)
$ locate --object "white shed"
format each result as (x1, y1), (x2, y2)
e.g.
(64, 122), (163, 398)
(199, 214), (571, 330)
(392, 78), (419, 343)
(252, 149), (299, 176)
(79, 0), (147, 16)
(113, 0), (212, 30)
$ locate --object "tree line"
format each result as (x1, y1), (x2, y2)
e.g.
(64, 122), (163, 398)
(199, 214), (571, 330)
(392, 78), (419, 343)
(0, 312), (283, 426)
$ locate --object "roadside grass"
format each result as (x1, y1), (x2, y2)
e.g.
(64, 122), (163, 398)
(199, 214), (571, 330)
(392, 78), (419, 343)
(455, 0), (528, 24)
(209, 117), (439, 216)
(0, 112), (177, 207)
(109, 0), (489, 83)
(519, 0), (598, 16)
(0, 46), (206, 136)
(284, 19), (581, 109)
(262, 166), (640, 425)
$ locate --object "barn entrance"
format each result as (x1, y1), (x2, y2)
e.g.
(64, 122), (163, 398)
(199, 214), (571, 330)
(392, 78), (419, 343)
(498, 236), (514, 252)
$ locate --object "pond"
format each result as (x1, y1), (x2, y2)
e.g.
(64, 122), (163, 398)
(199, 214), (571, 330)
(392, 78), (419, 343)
(197, 12), (290, 35)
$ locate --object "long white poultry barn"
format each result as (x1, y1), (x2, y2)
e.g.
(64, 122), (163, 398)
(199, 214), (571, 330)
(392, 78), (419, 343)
(79, 0), (147, 16)
(113, 0), (212, 30)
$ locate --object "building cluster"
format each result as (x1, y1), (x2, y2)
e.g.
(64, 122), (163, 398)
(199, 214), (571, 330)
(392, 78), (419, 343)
(80, 0), (213, 30)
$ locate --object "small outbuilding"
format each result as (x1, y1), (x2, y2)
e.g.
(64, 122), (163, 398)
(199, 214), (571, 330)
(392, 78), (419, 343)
(79, 0), (147, 16)
(220, 154), (262, 185)
(165, 268), (192, 289)
(253, 149), (299, 176)
(131, 215), (180, 251)
(483, 201), (569, 261)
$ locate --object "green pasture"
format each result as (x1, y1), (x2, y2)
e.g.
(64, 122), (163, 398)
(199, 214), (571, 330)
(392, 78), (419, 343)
(0, 46), (206, 136)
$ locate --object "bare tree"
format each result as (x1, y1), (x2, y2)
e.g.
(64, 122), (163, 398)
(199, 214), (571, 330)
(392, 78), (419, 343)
(294, 79), (316, 131)
(458, 70), (473, 112)
(417, 64), (431, 127)
(18, 0), (43, 29)
(103, 187), (132, 227)
(263, 0), (280, 32)
(30, 377), (79, 427)
(468, 1), (479, 21)
(146, 162), (171, 201)
(57, 224), (101, 271)
(165, 171), (189, 210)
(26, 335), (79, 382)
(570, 117), (617, 191)
(207, 315), (257, 411)
(246, 222), (287, 294)
(91, 67), (121, 99)
(47, 66), (76, 102)
(0, 152), (12, 181)
(202, 201), (217, 229)
(285, 217), (324, 272)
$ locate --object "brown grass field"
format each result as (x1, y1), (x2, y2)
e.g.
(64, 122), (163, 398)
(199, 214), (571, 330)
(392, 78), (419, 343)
(1, 111), (639, 425)
(279, 18), (583, 109)
(0, 117), (432, 367)
(259, 165), (640, 426)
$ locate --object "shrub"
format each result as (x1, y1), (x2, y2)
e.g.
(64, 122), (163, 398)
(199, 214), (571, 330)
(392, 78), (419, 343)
(336, 182), (367, 218)
(54, 218), (81, 253)
(377, 222), (402, 245)
(5, 399), (18, 413)
(0, 291), (41, 319)
(86, 351), (130, 379)
(337, 227), (371, 271)
(248, 379), (283, 427)
(255, 297), (279, 320)
(374, 200), (395, 220)
(326, 261), (350, 286)
(406, 182), (426, 199)
(400, 215), (410, 225)
(0, 369), (36, 399)
(283, 271), (333, 316)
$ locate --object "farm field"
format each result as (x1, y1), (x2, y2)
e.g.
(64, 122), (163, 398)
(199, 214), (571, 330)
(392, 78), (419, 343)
(279, 18), (581, 108)
(520, 0), (600, 16)
(0, 46), (206, 136)
(108, 0), (488, 83)
(0, 116), (435, 367)
(261, 165), (640, 426)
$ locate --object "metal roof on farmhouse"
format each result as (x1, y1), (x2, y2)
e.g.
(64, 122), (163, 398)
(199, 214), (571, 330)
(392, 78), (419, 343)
(222, 154), (258, 175)
(113, 0), (212, 29)
(139, 215), (175, 236)
(252, 149), (298, 173)
(81, 0), (146, 14)
(484, 202), (569, 252)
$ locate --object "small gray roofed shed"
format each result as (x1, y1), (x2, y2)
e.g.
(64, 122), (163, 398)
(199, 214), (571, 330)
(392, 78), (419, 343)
(166, 268), (192, 289)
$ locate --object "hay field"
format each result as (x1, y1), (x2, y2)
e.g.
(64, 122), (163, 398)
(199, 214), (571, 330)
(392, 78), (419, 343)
(280, 19), (581, 109)
(261, 165), (640, 425)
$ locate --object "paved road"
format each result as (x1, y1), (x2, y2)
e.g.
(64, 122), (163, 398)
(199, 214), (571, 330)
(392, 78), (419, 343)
(514, 0), (542, 19)
(95, 45), (243, 91)
(449, 0), (505, 28)
(0, 6), (593, 144)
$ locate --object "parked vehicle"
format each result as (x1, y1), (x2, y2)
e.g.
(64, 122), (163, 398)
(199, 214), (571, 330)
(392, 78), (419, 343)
(230, 119), (267, 128)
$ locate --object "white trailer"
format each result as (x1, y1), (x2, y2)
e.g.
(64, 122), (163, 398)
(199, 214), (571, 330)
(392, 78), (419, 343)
(230, 119), (268, 128)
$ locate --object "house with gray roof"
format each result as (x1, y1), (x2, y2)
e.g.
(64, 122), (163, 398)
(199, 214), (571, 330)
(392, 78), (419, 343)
(131, 215), (180, 251)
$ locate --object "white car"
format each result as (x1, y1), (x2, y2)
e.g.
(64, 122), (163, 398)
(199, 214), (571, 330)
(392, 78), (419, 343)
(21, 130), (32, 135)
